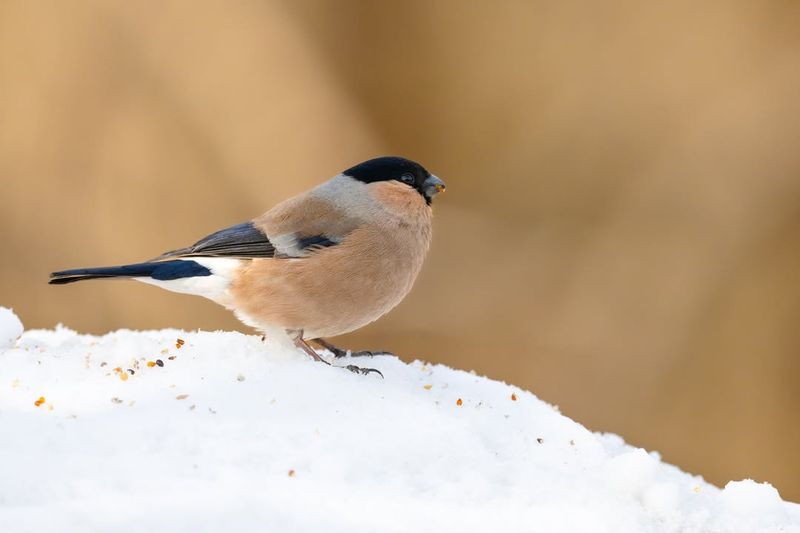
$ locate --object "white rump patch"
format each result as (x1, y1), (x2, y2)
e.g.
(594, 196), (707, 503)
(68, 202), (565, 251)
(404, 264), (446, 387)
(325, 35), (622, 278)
(136, 258), (243, 304)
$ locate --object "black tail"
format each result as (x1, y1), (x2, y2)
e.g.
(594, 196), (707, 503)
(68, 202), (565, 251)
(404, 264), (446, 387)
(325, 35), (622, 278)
(49, 260), (212, 285)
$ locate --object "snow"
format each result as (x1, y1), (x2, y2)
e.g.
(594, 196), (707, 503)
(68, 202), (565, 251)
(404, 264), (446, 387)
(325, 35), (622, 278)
(0, 307), (798, 533)
(0, 307), (23, 349)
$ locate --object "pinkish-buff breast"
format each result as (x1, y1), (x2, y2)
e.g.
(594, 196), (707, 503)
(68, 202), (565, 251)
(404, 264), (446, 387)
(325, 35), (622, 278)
(230, 183), (433, 338)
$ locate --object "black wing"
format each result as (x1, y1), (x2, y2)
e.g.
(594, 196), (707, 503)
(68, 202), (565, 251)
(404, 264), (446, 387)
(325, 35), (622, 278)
(152, 222), (340, 261)
(153, 222), (276, 260)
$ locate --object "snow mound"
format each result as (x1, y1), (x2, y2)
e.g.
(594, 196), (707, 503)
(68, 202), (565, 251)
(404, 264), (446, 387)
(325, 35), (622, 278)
(0, 308), (797, 532)
(0, 306), (23, 349)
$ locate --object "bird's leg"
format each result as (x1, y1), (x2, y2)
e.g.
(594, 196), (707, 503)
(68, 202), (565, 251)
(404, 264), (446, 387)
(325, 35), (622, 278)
(292, 332), (383, 378)
(312, 338), (396, 359)
(292, 334), (331, 366)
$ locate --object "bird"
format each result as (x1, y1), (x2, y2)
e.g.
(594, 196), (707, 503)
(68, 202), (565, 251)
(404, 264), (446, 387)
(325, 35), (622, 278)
(49, 156), (446, 377)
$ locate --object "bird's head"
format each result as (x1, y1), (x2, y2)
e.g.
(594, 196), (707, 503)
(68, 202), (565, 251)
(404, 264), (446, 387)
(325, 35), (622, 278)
(343, 156), (446, 205)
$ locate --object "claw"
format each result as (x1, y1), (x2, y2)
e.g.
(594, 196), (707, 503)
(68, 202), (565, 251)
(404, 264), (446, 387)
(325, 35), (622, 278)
(345, 364), (384, 378)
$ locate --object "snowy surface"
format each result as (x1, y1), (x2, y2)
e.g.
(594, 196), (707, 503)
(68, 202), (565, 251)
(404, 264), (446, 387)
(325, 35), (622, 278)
(0, 307), (798, 533)
(0, 307), (23, 349)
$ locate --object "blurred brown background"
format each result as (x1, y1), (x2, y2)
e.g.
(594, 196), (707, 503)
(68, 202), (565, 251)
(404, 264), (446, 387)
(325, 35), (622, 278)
(1, 0), (799, 499)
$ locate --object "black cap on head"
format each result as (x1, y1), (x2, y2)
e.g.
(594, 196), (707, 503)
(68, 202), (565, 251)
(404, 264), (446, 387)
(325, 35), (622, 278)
(344, 156), (442, 204)
(344, 156), (430, 184)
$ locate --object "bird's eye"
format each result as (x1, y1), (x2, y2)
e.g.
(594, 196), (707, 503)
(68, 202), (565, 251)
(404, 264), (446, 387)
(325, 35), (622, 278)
(400, 173), (415, 185)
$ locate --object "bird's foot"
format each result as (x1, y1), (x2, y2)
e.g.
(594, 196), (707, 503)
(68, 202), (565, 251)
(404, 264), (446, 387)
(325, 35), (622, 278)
(344, 364), (384, 378)
(292, 334), (384, 377)
(342, 349), (395, 358)
(311, 338), (394, 358)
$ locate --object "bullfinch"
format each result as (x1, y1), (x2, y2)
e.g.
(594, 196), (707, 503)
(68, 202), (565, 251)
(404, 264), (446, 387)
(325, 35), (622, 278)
(50, 156), (446, 377)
